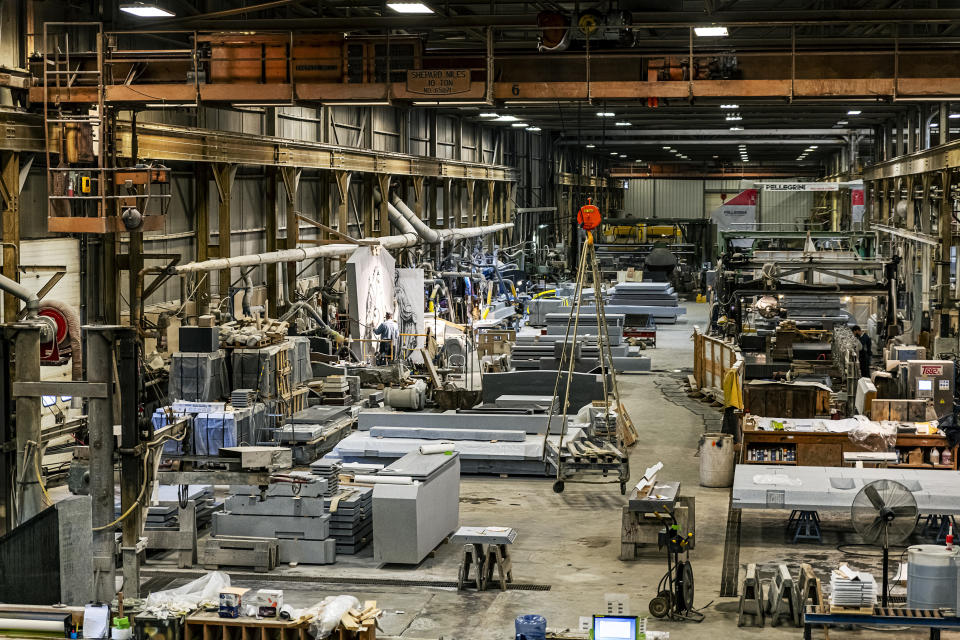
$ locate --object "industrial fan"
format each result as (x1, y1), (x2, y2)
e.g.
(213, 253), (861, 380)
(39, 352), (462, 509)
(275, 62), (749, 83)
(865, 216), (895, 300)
(851, 479), (918, 606)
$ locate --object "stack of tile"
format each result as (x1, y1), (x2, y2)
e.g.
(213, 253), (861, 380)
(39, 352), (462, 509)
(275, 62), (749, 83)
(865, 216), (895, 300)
(140, 486), (220, 532)
(309, 459), (342, 495)
(830, 566), (877, 607)
(592, 282), (686, 324)
(323, 376), (351, 406)
(324, 486), (373, 554)
(214, 475), (336, 565)
(231, 389), (255, 408)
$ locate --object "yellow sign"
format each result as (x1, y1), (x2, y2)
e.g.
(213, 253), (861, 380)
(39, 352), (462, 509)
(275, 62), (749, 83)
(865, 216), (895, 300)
(406, 69), (471, 95)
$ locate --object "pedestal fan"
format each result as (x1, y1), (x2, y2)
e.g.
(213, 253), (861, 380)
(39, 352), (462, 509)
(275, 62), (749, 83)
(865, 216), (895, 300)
(851, 479), (918, 606)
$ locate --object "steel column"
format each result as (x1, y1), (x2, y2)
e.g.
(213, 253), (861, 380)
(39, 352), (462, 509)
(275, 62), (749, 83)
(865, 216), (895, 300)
(116, 328), (141, 596)
(13, 324), (41, 523)
(212, 164), (237, 304)
(265, 167), (279, 317)
(0, 153), (20, 323)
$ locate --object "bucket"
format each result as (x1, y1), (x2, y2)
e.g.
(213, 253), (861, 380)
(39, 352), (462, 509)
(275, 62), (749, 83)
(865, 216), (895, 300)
(515, 614), (546, 640)
(699, 432), (735, 487)
(906, 544), (959, 609)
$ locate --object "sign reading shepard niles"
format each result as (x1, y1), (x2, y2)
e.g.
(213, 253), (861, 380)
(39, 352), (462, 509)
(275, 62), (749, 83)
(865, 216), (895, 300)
(406, 69), (470, 95)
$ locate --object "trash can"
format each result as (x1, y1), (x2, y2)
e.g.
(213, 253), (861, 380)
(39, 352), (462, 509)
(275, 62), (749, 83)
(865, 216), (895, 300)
(515, 614), (547, 640)
(699, 432), (735, 487)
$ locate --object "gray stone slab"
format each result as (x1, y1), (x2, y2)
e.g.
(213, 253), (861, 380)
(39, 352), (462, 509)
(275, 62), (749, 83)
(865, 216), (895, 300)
(611, 356), (652, 372)
(235, 474), (328, 498)
(225, 494), (326, 517)
(368, 426), (526, 442)
(450, 526), (518, 545)
(628, 481), (681, 512)
(277, 537), (336, 564)
(381, 449), (460, 480)
(58, 496), (95, 605)
(495, 395), (557, 410)
(358, 408), (568, 434)
(373, 453), (460, 564)
(289, 405), (352, 425)
(213, 512), (330, 540)
(480, 370), (610, 410)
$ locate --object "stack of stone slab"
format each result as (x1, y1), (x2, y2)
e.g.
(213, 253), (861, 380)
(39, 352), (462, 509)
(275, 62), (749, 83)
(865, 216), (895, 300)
(512, 312), (650, 373)
(324, 486), (373, 554)
(309, 460), (342, 494)
(146, 485), (219, 531)
(585, 282), (686, 324)
(213, 475), (336, 565)
(527, 297), (566, 326)
(324, 407), (584, 476)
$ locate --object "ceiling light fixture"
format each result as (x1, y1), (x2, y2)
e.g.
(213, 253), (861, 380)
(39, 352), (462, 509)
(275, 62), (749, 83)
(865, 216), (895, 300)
(619, 154), (627, 158)
(494, 115), (519, 122)
(611, 152), (618, 155)
(597, 111), (615, 117)
(950, 114), (960, 119)
(585, 144), (596, 148)
(479, 112), (498, 118)
(511, 122), (528, 128)
(847, 110), (862, 115)
(527, 127), (541, 132)
(836, 120), (848, 125)
(120, 1), (175, 16)
(662, 146), (672, 150)
(694, 26), (728, 37)
(729, 126), (743, 131)
(721, 104), (739, 109)
(386, 2), (434, 13)
(725, 114), (742, 121)
(615, 121), (632, 126)
(810, 145), (819, 149)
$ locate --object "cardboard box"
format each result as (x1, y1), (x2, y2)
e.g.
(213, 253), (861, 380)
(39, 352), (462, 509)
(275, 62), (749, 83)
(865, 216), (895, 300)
(256, 589), (283, 617)
(219, 587), (250, 619)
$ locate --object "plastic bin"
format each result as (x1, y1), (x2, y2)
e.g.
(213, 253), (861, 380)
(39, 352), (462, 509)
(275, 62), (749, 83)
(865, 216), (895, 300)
(515, 614), (546, 640)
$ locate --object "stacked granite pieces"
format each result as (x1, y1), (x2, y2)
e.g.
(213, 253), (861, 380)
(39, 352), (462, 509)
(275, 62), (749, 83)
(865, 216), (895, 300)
(323, 375), (351, 406)
(591, 281), (686, 324)
(214, 474), (336, 564)
(511, 312), (650, 373)
(275, 405), (353, 443)
(135, 486), (220, 533)
(308, 460), (372, 554)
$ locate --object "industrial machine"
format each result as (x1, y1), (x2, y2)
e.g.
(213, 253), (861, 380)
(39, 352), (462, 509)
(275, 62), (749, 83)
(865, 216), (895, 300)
(899, 360), (955, 415)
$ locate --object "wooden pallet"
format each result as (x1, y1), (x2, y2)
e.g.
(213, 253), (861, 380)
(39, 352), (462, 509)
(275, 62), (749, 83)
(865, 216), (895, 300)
(183, 612), (310, 640)
(828, 605), (875, 615)
(201, 535), (278, 573)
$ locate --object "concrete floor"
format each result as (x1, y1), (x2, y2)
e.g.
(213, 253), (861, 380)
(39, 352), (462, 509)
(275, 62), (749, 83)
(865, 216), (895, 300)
(142, 302), (957, 639)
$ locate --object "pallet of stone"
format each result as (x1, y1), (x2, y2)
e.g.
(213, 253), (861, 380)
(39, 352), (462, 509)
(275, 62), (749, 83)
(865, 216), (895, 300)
(310, 460), (343, 495)
(231, 389), (255, 408)
(201, 535), (278, 572)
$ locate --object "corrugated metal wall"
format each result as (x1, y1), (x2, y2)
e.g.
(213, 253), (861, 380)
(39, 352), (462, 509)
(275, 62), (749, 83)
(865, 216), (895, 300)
(624, 178), (812, 226)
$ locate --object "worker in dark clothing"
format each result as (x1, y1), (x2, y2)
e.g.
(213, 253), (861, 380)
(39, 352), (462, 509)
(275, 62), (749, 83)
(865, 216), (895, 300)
(852, 325), (872, 380)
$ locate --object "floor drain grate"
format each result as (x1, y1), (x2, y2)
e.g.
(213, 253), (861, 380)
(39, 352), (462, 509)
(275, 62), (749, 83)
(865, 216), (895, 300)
(142, 569), (551, 591)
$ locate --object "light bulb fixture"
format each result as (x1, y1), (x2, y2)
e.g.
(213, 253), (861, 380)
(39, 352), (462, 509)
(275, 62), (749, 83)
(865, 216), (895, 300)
(810, 145), (818, 149)
(120, 1), (175, 16)
(729, 126), (743, 131)
(847, 110), (862, 115)
(725, 114), (742, 121)
(619, 154), (627, 158)
(585, 144), (596, 148)
(720, 104), (739, 109)
(836, 120), (848, 125)
(950, 114), (960, 119)
(494, 115), (519, 122)
(694, 26), (728, 36)
(386, 2), (434, 13)
(511, 122), (529, 128)
(615, 121), (632, 126)
(479, 112), (498, 118)
(662, 146), (672, 150)
(597, 111), (615, 117)
(527, 126), (541, 132)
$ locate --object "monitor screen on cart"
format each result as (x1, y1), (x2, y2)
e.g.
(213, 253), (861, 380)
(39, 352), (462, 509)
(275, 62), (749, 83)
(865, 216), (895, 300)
(593, 615), (636, 640)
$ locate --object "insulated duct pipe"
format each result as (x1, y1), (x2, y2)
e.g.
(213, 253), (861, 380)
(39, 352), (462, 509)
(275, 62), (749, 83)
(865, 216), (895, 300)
(175, 223), (513, 273)
(0, 273), (39, 317)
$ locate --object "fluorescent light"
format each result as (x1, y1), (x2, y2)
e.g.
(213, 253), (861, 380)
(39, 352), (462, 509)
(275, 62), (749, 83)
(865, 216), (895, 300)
(635, 159), (643, 163)
(810, 145), (818, 149)
(615, 122), (632, 126)
(725, 114), (742, 121)
(386, 2), (434, 13)
(836, 120), (848, 125)
(662, 146), (672, 150)
(611, 152), (618, 155)
(694, 26), (728, 37)
(585, 144), (596, 148)
(729, 126), (743, 131)
(120, 2), (175, 16)
(619, 154), (627, 158)
(712, 155), (719, 158)
(950, 114), (960, 119)
(494, 115), (519, 122)
(596, 111), (615, 117)
(479, 112), (498, 118)
(721, 104), (739, 109)
(527, 127), (541, 132)
(511, 122), (528, 128)
(847, 110), (862, 115)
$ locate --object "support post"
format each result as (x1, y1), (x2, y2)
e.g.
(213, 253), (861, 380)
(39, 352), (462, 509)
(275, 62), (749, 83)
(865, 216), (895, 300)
(376, 174), (391, 237)
(212, 163), (237, 305)
(0, 152), (20, 322)
(265, 167), (279, 317)
(14, 324), (41, 523)
(195, 165), (211, 314)
(442, 178), (452, 229)
(281, 166), (301, 305)
(465, 179), (476, 228)
(117, 328), (141, 596)
(86, 326), (118, 604)
(939, 170), (954, 321)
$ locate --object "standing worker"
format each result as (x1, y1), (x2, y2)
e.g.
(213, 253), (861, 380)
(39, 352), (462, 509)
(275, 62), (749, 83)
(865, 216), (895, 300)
(374, 312), (399, 364)
(852, 325), (872, 379)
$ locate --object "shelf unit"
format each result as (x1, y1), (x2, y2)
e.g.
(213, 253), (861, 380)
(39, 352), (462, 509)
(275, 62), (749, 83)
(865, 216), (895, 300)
(740, 420), (958, 469)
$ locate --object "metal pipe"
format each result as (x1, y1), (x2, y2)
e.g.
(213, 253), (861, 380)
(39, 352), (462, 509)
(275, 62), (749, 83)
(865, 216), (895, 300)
(280, 301), (345, 344)
(85, 326), (117, 604)
(175, 223), (514, 273)
(0, 273), (39, 317)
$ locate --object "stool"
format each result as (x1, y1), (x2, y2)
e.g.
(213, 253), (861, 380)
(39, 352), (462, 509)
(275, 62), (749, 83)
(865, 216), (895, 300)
(788, 510), (821, 544)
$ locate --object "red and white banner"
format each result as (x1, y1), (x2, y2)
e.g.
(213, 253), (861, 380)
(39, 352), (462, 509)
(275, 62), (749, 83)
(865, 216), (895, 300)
(851, 188), (865, 224)
(711, 189), (758, 231)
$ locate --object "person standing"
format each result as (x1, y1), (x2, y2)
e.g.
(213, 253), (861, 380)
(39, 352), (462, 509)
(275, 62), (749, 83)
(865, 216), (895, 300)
(374, 312), (399, 364)
(852, 325), (872, 379)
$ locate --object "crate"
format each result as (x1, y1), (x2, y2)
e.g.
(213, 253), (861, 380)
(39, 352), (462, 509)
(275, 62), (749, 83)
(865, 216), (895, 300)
(183, 612), (310, 640)
(201, 536), (278, 573)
